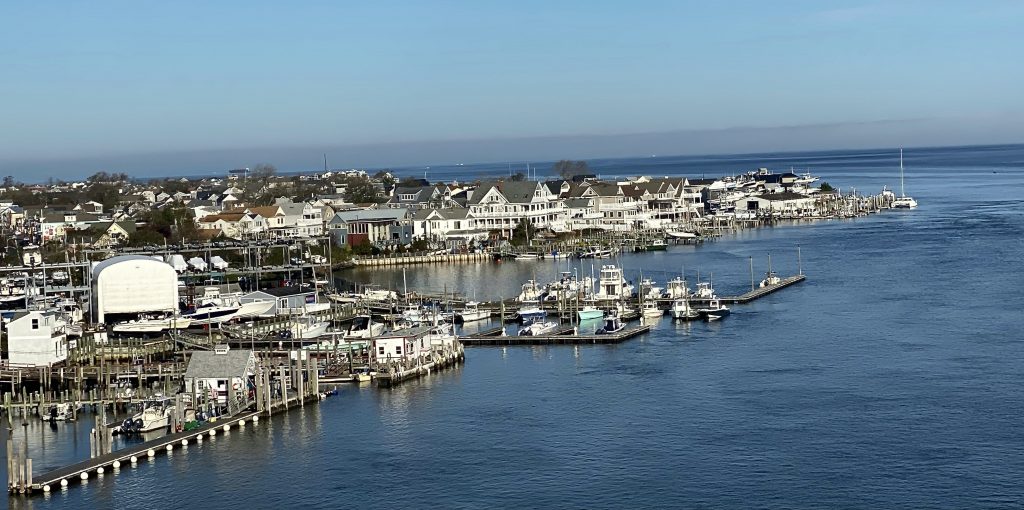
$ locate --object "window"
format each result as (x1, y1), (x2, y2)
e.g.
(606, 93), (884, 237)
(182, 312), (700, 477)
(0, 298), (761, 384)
(31, 318), (39, 330)
(378, 346), (385, 355)
(395, 345), (402, 355)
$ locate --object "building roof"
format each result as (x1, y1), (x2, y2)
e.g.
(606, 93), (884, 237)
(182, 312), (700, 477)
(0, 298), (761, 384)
(184, 349), (254, 380)
(755, 191), (811, 201)
(255, 286), (314, 297)
(330, 208), (409, 224)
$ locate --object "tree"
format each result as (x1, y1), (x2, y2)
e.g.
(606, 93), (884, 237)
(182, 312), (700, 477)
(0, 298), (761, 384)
(819, 182), (835, 192)
(511, 218), (537, 246)
(552, 160), (590, 180)
(373, 170), (397, 193)
(2, 176), (14, 188)
(510, 172), (527, 182)
(343, 174), (384, 204)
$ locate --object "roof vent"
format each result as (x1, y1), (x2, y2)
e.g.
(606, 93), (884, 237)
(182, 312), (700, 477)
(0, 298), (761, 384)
(214, 343), (230, 355)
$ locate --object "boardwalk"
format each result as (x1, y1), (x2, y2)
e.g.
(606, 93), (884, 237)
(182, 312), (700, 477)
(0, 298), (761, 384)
(460, 325), (650, 346)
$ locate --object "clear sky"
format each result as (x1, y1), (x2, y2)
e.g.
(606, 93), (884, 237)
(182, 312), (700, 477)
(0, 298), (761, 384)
(1, 1), (1022, 179)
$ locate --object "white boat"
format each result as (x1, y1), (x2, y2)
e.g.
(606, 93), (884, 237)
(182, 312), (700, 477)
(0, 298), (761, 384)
(666, 230), (698, 240)
(119, 397), (174, 433)
(286, 315), (330, 339)
(44, 402), (77, 422)
(692, 281), (716, 300)
(696, 297), (730, 322)
(759, 254), (781, 288)
(595, 265), (634, 301)
(670, 298), (699, 320)
(455, 301), (490, 323)
(665, 277), (690, 299)
(345, 314), (385, 339)
(182, 304), (240, 326)
(514, 306), (546, 322)
(641, 300), (662, 318)
(793, 171), (819, 185)
(596, 313), (625, 334)
(577, 305), (604, 321)
(891, 148), (918, 209)
(235, 299), (275, 319)
(113, 316), (193, 333)
(518, 320), (558, 336)
(516, 280), (544, 302)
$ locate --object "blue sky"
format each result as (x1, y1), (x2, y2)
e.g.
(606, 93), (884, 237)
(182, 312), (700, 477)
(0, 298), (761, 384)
(1, 1), (1022, 179)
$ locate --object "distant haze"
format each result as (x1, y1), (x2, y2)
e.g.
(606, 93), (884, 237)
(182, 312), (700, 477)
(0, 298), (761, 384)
(1, 117), (1021, 182)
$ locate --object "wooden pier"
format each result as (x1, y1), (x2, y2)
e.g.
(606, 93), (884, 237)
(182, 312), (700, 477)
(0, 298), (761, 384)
(460, 325), (650, 346)
(720, 274), (806, 304)
(373, 345), (466, 388)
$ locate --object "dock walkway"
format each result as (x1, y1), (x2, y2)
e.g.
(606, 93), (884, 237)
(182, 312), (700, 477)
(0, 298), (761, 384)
(460, 325), (650, 346)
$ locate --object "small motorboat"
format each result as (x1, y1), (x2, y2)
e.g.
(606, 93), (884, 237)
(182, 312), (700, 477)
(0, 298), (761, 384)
(518, 320), (559, 336)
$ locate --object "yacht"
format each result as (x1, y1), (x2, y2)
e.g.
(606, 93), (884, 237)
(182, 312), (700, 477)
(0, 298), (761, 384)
(182, 304), (240, 326)
(665, 277), (690, 299)
(595, 265), (634, 301)
(345, 314), (385, 339)
(891, 149), (919, 209)
(455, 301), (490, 323)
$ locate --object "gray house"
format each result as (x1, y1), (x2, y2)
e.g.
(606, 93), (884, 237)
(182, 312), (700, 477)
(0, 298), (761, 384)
(239, 286), (317, 316)
(183, 345), (255, 407)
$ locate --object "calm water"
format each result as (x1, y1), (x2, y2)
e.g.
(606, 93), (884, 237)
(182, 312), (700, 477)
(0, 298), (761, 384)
(7, 144), (1024, 509)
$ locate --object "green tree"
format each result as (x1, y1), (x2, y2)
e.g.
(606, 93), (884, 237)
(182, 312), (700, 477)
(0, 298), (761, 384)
(552, 160), (590, 180)
(510, 172), (526, 182)
(819, 182), (835, 192)
(511, 218), (536, 246)
(343, 175), (384, 203)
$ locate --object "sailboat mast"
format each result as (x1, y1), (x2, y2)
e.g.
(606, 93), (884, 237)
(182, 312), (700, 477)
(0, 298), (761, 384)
(899, 148), (905, 198)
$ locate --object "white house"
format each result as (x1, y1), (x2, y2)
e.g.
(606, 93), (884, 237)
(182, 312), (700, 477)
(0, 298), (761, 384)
(372, 327), (432, 364)
(4, 310), (68, 366)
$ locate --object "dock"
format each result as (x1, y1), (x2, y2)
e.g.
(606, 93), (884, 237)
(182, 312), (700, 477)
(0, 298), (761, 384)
(720, 274), (806, 304)
(460, 325), (650, 346)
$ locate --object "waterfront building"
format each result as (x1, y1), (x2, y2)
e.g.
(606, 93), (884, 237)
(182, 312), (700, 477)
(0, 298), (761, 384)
(183, 345), (256, 406)
(92, 255), (180, 324)
(4, 309), (69, 366)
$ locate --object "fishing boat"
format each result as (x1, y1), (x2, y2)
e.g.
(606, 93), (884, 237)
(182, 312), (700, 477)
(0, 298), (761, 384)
(513, 306), (547, 323)
(641, 300), (662, 318)
(595, 312), (625, 335)
(44, 402), (77, 422)
(891, 149), (919, 209)
(516, 280), (544, 302)
(117, 396), (174, 434)
(696, 297), (730, 322)
(577, 305), (604, 321)
(666, 230), (699, 240)
(455, 301), (490, 323)
(665, 277), (690, 299)
(670, 298), (699, 320)
(759, 271), (781, 288)
(518, 319), (559, 336)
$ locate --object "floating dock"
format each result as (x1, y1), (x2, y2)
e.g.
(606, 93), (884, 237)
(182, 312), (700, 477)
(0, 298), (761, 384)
(460, 325), (650, 346)
(719, 274), (806, 304)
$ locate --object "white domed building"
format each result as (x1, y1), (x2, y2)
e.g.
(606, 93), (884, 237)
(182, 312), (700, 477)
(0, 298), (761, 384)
(92, 255), (179, 324)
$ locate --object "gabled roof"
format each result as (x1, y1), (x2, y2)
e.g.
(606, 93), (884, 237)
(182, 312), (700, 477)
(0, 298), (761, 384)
(330, 208), (409, 224)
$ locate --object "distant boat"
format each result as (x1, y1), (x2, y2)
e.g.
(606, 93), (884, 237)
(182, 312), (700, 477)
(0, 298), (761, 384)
(891, 149), (918, 209)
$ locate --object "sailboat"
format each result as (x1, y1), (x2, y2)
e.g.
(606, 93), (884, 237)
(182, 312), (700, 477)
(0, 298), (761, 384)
(891, 149), (918, 209)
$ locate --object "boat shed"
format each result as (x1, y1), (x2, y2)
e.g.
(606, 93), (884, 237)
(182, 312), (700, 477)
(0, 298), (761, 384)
(93, 255), (179, 324)
(372, 326), (431, 364)
(239, 286), (316, 316)
(183, 345), (255, 406)
(3, 310), (69, 366)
